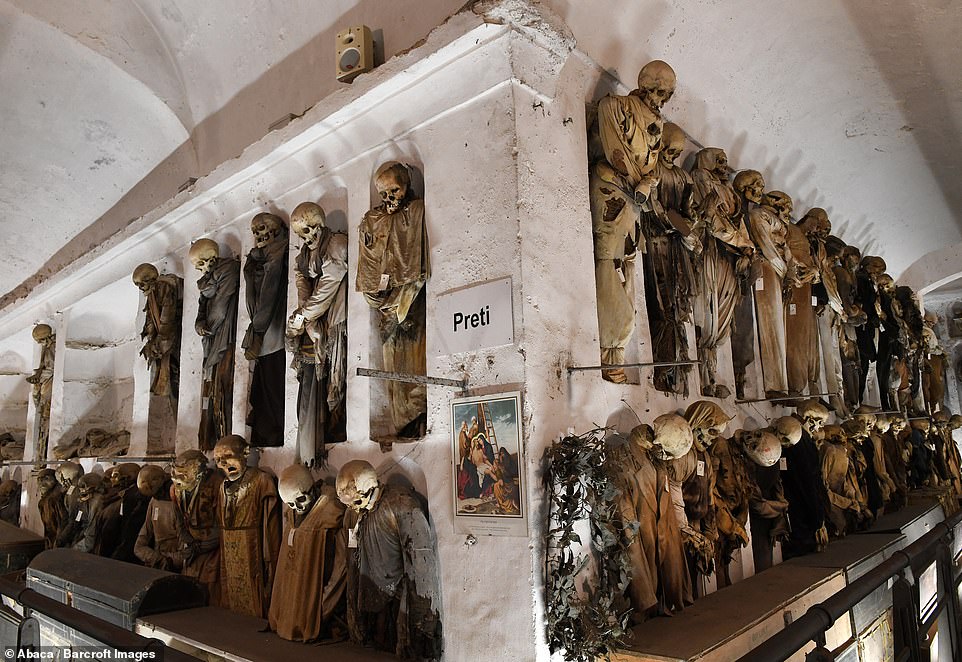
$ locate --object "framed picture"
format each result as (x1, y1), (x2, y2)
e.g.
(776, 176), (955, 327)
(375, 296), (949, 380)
(450, 390), (527, 537)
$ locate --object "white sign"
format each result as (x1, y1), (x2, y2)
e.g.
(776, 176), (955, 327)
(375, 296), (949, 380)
(436, 277), (514, 355)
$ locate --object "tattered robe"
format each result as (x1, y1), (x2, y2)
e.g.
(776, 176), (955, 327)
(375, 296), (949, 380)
(820, 441), (863, 536)
(781, 430), (827, 558)
(269, 485), (348, 642)
(175, 471), (223, 606)
(344, 484), (442, 661)
(243, 235), (288, 447)
(38, 486), (67, 549)
(748, 205), (789, 394)
(711, 435), (753, 587)
(140, 274), (182, 398)
(356, 199), (429, 436)
(109, 486), (150, 564)
(219, 467), (281, 618)
(290, 229), (348, 464)
(784, 223), (820, 396)
(608, 438), (691, 621)
(135, 497), (184, 571)
(32, 340), (55, 464)
(749, 462), (789, 573)
(196, 258), (240, 451)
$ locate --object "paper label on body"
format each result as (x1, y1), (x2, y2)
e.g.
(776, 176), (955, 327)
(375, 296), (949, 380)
(616, 266), (626, 284)
(153, 507), (159, 521)
(755, 278), (764, 291)
(696, 460), (705, 477)
(348, 526), (358, 549)
(67, 486), (75, 495)
(812, 296), (818, 306)
(379, 273), (390, 290)
(789, 303), (797, 316)
(288, 529), (295, 547)
(75, 510), (82, 522)
(119, 502), (124, 516)
(664, 479), (669, 493)
(779, 458), (788, 470)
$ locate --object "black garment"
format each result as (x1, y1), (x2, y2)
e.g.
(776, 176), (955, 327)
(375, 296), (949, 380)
(111, 487), (150, 564)
(248, 348), (286, 446)
(858, 438), (884, 519)
(781, 433), (826, 558)
(855, 269), (879, 401)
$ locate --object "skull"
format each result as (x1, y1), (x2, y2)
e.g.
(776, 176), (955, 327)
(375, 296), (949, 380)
(910, 418), (931, 433)
(771, 416), (803, 448)
(56, 462), (84, 488)
(861, 256), (886, 278)
(278, 464), (316, 515)
(660, 122), (687, 166)
(796, 399), (830, 437)
(733, 170), (766, 204)
(822, 424), (847, 445)
(77, 473), (104, 502)
(636, 60), (677, 113)
(131, 264), (159, 293)
(137, 465), (168, 498)
(336, 460), (381, 513)
(742, 430), (782, 467)
(375, 162), (411, 214)
(762, 190), (793, 220)
(875, 274), (896, 296)
(37, 469), (59, 497)
(949, 415), (962, 431)
(32, 323), (53, 344)
(684, 400), (732, 451)
(213, 435), (249, 483)
(932, 410), (949, 430)
(840, 246), (862, 271)
(172, 450), (209, 495)
(111, 463), (141, 490)
(890, 415), (908, 434)
(250, 213), (285, 249)
(693, 148), (731, 181)
(651, 413), (694, 461)
(188, 238), (220, 275)
(798, 208), (831, 239)
(923, 311), (938, 328)
(875, 415), (892, 434)
(290, 202), (327, 250)
(850, 406), (878, 437)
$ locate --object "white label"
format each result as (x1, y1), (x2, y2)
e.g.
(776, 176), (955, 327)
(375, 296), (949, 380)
(436, 277), (515, 355)
(378, 273), (390, 290)
(755, 278), (764, 291)
(75, 510), (82, 522)
(779, 458), (788, 470)
(615, 266), (626, 284)
(789, 303), (797, 316)
(288, 528), (296, 547)
(67, 486), (75, 495)
(812, 296), (818, 306)
(119, 502), (124, 516)
(348, 526), (358, 549)
(664, 479), (669, 493)
(153, 507), (159, 521)
(696, 460), (705, 477)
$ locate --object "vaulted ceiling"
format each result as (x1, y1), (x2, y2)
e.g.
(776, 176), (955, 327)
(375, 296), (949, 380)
(2, 0), (960, 306)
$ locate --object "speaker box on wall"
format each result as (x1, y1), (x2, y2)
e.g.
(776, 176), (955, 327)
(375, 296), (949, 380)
(336, 25), (374, 82)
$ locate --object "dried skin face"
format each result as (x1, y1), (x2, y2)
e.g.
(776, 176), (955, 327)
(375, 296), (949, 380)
(37, 471), (58, 497)
(660, 123), (686, 166)
(132, 264), (159, 293)
(77, 475), (103, 502)
(171, 452), (207, 494)
(734, 171), (765, 204)
(712, 151), (731, 180)
(637, 60), (676, 113)
(137, 466), (167, 498)
(251, 213), (283, 249)
(214, 449), (246, 482)
(376, 169), (409, 214)
(56, 463), (83, 488)
(876, 275), (896, 296)
(890, 417), (908, 434)
(763, 191), (794, 220)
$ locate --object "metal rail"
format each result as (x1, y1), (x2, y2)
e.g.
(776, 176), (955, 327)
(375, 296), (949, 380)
(736, 507), (962, 662)
(0, 575), (196, 661)
(566, 359), (700, 373)
(356, 367), (467, 390)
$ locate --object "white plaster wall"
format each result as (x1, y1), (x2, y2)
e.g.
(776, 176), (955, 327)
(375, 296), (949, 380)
(0, 327), (31, 441)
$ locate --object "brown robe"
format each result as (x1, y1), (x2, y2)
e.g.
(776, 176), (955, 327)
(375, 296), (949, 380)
(608, 438), (691, 621)
(748, 205), (789, 394)
(135, 498), (184, 570)
(219, 467), (281, 618)
(784, 223), (820, 395)
(711, 435), (753, 587)
(820, 441), (863, 536)
(357, 199), (429, 436)
(38, 486), (67, 549)
(140, 274), (182, 397)
(30, 339), (55, 463)
(174, 471), (224, 606)
(269, 485), (348, 642)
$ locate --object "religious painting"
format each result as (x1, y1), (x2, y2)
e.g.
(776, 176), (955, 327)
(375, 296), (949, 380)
(451, 391), (527, 537)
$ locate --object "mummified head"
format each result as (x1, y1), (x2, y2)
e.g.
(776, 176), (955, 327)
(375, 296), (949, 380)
(172, 450), (209, 495)
(137, 465), (168, 498)
(290, 202), (327, 250)
(250, 213), (286, 249)
(188, 239), (219, 276)
(684, 400), (732, 450)
(77, 473), (104, 502)
(741, 429), (782, 467)
(278, 464), (316, 515)
(733, 169), (765, 204)
(660, 122), (687, 166)
(213, 435), (249, 482)
(798, 208), (831, 239)
(636, 60), (676, 113)
(796, 399), (830, 437)
(651, 414), (694, 461)
(771, 416), (803, 448)
(336, 460), (381, 513)
(762, 190), (793, 220)
(56, 462), (84, 488)
(32, 323), (53, 344)
(132, 263), (159, 293)
(374, 162), (412, 214)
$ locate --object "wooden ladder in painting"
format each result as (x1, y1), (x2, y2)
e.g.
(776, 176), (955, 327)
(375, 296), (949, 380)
(479, 402), (498, 448)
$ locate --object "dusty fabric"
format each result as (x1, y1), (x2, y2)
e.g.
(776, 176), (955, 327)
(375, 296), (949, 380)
(607, 437), (691, 622)
(692, 182), (753, 393)
(678, 445), (717, 579)
(882, 430), (910, 510)
(32, 341), (55, 464)
(781, 432), (826, 558)
(290, 230), (348, 463)
(219, 467), (281, 618)
(247, 349), (285, 446)
(344, 484), (442, 661)
(820, 442), (863, 536)
(711, 435), (753, 587)
(196, 258), (240, 451)
(730, 279), (757, 400)
(855, 437), (883, 520)
(135, 498), (184, 571)
(174, 471), (223, 606)
(869, 434), (897, 505)
(922, 329), (946, 412)
(834, 262), (863, 411)
(642, 159), (697, 394)
(269, 485), (347, 642)
(596, 93), (662, 197)
(140, 274), (181, 397)
(357, 200), (429, 436)
(784, 223), (820, 395)
(748, 205), (789, 394)
(817, 309), (846, 416)
(749, 463), (789, 572)
(855, 269), (880, 401)
(38, 486), (67, 549)
(71, 494), (109, 552)
(109, 487), (150, 564)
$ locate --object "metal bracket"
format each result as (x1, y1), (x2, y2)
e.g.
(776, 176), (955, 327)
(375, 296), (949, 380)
(98, 456), (176, 464)
(567, 359), (700, 373)
(357, 367), (467, 390)
(735, 392), (838, 405)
